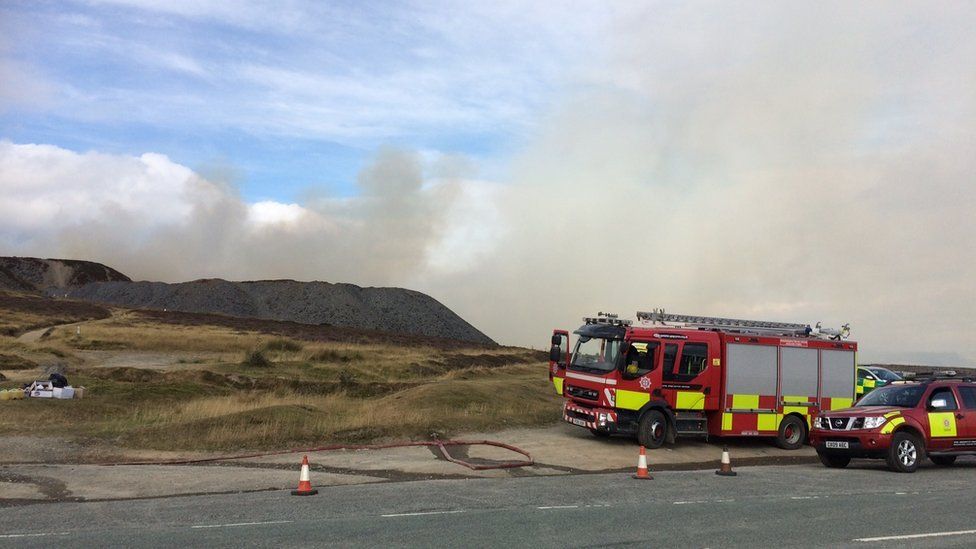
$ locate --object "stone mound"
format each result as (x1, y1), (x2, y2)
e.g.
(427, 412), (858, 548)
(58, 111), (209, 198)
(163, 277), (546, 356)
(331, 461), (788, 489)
(1, 256), (494, 345)
(0, 257), (130, 292)
(64, 278), (494, 344)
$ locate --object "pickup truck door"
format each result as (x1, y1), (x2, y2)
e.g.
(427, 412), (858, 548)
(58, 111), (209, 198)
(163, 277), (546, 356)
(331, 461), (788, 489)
(925, 386), (961, 451)
(952, 386), (976, 450)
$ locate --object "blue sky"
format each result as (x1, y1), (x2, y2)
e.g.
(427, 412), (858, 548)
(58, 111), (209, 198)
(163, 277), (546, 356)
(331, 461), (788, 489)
(1, 0), (600, 201)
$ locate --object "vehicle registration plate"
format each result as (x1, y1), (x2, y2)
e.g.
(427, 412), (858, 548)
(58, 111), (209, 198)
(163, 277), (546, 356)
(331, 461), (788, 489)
(825, 441), (849, 449)
(568, 417), (589, 427)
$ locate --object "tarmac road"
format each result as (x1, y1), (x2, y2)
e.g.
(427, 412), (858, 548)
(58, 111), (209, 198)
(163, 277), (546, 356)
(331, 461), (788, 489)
(2, 460), (976, 548)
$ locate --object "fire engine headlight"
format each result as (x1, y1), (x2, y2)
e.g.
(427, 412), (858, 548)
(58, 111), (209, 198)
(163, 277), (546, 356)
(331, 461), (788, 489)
(814, 416), (827, 429)
(862, 416), (887, 429)
(598, 413), (608, 426)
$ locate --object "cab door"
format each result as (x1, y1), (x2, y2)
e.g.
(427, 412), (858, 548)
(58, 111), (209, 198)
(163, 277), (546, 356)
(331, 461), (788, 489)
(617, 338), (662, 411)
(663, 336), (720, 411)
(954, 386), (976, 449)
(925, 386), (961, 451)
(549, 330), (570, 396)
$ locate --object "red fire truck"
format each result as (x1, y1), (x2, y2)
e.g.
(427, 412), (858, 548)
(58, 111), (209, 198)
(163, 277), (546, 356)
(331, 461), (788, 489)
(548, 311), (856, 449)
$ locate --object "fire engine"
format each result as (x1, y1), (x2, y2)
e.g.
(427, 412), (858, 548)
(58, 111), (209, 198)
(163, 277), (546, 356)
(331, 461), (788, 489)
(549, 311), (856, 449)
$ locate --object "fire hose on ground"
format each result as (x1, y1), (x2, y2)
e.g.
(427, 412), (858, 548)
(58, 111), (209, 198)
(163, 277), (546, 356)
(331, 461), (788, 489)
(103, 439), (534, 471)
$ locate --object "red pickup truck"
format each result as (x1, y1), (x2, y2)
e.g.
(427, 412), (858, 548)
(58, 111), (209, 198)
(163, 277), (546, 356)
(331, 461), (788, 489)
(810, 375), (976, 472)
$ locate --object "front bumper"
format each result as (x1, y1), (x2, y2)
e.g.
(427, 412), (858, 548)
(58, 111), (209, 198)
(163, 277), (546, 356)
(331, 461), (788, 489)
(810, 429), (893, 457)
(563, 402), (617, 432)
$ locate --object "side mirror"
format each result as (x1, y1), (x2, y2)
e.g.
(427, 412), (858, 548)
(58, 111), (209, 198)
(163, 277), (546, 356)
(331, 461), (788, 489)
(549, 345), (562, 364)
(930, 398), (948, 410)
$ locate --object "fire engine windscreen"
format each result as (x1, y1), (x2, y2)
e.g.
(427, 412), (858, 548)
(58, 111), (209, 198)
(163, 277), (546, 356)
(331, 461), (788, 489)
(570, 337), (623, 373)
(855, 385), (925, 408)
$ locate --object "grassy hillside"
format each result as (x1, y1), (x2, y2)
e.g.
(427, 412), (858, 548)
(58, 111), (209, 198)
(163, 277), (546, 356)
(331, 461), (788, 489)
(0, 299), (560, 452)
(0, 291), (111, 336)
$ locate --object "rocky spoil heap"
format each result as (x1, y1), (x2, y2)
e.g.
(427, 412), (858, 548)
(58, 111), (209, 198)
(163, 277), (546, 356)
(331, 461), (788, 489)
(0, 257), (130, 292)
(63, 278), (495, 345)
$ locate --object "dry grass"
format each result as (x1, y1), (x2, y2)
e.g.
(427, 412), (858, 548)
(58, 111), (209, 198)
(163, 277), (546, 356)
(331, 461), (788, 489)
(0, 291), (111, 336)
(42, 315), (268, 352)
(0, 308), (558, 451)
(0, 309), (55, 336)
(107, 363), (560, 450)
(0, 363), (560, 451)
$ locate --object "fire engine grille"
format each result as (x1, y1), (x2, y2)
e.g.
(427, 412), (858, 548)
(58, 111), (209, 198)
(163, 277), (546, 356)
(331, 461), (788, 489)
(566, 409), (595, 422)
(566, 385), (599, 401)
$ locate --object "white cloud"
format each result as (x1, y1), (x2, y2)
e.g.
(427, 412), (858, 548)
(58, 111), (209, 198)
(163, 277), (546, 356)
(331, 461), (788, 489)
(4, 1), (611, 143)
(247, 200), (309, 226)
(0, 142), (196, 239)
(0, 141), (484, 286)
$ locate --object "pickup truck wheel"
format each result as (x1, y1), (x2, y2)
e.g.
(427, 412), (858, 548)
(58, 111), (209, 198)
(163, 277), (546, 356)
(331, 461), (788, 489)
(930, 455), (957, 466)
(589, 428), (611, 438)
(637, 410), (668, 449)
(775, 415), (806, 450)
(887, 432), (924, 473)
(816, 450), (851, 468)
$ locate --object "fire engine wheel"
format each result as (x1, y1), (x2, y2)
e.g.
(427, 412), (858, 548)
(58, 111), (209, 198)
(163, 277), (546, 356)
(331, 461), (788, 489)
(816, 450), (850, 468)
(775, 415), (806, 450)
(887, 432), (924, 473)
(637, 410), (668, 449)
(930, 455), (957, 466)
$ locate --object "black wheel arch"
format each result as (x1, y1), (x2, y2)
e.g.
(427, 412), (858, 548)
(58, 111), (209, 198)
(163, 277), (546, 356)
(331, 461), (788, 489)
(892, 424), (926, 443)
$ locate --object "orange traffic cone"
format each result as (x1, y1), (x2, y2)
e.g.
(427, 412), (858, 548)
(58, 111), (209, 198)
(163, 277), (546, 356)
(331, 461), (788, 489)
(291, 455), (319, 496)
(633, 446), (653, 480)
(715, 446), (737, 477)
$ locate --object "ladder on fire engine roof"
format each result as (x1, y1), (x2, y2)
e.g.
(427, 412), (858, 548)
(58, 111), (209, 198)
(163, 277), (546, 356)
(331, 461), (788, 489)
(635, 310), (812, 337)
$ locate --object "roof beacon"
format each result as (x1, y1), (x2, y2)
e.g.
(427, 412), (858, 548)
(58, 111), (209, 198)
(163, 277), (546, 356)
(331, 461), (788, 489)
(583, 312), (633, 327)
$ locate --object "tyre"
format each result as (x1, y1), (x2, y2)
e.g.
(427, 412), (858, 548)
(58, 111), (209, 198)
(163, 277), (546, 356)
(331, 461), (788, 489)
(887, 432), (925, 473)
(817, 450), (851, 468)
(637, 410), (668, 449)
(589, 428), (611, 438)
(775, 415), (807, 450)
(930, 455), (957, 466)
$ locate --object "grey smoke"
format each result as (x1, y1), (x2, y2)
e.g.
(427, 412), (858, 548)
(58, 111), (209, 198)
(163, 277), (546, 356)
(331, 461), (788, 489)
(426, 3), (976, 364)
